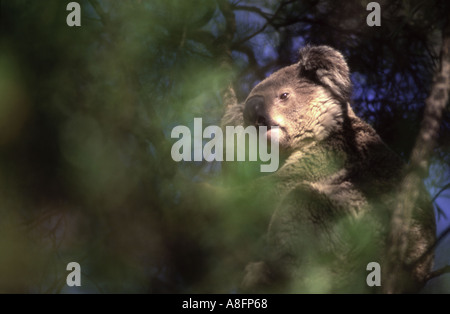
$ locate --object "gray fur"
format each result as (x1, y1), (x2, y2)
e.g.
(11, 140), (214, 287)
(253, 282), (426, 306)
(223, 45), (435, 293)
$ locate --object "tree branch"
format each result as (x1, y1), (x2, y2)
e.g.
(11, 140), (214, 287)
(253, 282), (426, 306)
(217, 0), (238, 109)
(234, 5), (273, 20)
(234, 1), (293, 46)
(426, 265), (450, 281)
(410, 225), (450, 271)
(383, 21), (450, 293)
(431, 182), (450, 202)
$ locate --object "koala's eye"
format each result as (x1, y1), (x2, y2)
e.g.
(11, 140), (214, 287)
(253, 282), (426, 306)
(280, 92), (289, 100)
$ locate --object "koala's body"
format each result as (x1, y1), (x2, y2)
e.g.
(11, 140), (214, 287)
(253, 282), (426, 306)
(222, 46), (435, 293)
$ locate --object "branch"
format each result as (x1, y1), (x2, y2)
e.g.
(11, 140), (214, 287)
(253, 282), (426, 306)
(426, 265), (450, 281)
(431, 182), (450, 202)
(234, 5), (273, 20)
(234, 1), (293, 46)
(217, 0), (238, 109)
(232, 44), (270, 81)
(383, 21), (450, 293)
(410, 225), (450, 270)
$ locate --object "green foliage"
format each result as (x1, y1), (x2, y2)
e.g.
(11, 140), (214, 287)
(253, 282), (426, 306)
(0, 0), (227, 293)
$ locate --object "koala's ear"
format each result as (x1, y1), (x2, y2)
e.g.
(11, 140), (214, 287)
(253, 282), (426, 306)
(298, 45), (352, 103)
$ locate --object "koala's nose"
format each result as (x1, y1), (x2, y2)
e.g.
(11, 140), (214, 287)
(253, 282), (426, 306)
(243, 96), (268, 127)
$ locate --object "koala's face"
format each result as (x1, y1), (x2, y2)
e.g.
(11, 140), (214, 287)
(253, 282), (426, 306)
(243, 65), (343, 151)
(243, 46), (352, 151)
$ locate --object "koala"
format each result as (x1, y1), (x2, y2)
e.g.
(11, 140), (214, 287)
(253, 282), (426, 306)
(221, 45), (436, 293)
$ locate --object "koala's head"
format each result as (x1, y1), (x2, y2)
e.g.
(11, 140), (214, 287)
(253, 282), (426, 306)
(243, 45), (352, 151)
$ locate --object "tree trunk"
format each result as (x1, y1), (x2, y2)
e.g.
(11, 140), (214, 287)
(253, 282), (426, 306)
(384, 20), (450, 294)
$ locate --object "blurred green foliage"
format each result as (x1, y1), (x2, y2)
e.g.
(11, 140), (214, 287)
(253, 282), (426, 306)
(0, 0), (230, 293)
(0, 0), (448, 293)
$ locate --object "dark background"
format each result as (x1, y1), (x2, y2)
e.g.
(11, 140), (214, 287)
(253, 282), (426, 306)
(0, 0), (449, 293)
